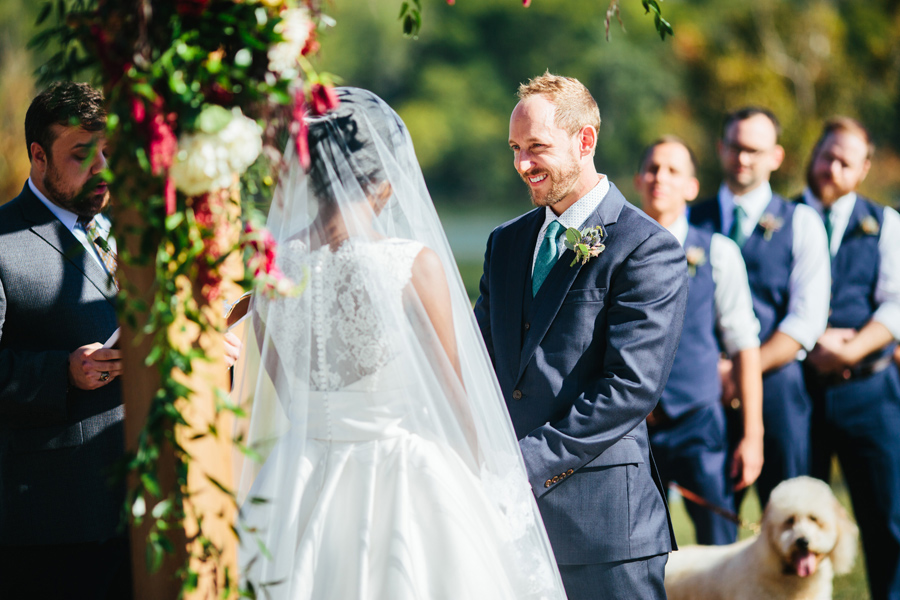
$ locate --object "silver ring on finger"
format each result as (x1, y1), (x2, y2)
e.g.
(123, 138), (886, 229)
(99, 371), (110, 382)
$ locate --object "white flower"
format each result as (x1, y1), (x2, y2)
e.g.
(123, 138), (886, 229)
(170, 108), (263, 196)
(267, 7), (312, 78)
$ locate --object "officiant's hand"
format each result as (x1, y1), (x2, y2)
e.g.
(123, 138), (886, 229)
(69, 343), (123, 390)
(224, 331), (242, 368)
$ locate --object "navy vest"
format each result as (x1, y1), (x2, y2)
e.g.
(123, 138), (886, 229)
(827, 196), (884, 330)
(660, 227), (720, 418)
(690, 194), (796, 342)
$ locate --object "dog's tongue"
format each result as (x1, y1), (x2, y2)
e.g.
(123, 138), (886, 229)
(794, 552), (816, 577)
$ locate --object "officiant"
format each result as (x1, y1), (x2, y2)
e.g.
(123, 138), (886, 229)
(0, 82), (131, 599)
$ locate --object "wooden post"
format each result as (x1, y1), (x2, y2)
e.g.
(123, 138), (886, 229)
(119, 186), (242, 600)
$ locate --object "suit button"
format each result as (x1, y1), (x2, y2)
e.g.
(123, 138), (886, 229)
(524, 322), (530, 330)
(512, 389), (523, 400)
(552, 476), (559, 483)
(566, 469), (574, 476)
(545, 479), (552, 488)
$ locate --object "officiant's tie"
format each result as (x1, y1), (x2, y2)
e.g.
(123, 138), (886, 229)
(533, 220), (564, 296)
(79, 218), (119, 289)
(728, 205), (748, 248)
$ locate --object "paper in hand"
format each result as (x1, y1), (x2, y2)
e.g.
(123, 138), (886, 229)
(102, 328), (120, 349)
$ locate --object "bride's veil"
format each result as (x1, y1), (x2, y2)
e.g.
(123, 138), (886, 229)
(233, 88), (566, 598)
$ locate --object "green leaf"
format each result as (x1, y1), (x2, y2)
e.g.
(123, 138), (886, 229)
(196, 103), (234, 134)
(565, 227), (580, 245)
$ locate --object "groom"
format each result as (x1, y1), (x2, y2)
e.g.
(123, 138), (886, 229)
(475, 72), (688, 598)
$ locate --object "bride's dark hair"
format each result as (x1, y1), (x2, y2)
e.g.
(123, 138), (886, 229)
(306, 88), (406, 207)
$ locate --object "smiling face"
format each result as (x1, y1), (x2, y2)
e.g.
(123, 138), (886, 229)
(808, 129), (870, 206)
(509, 95), (593, 214)
(634, 141), (699, 227)
(718, 113), (784, 195)
(32, 124), (109, 219)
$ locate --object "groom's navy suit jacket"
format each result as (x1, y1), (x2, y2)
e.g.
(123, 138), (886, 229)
(475, 183), (688, 564)
(0, 183), (124, 546)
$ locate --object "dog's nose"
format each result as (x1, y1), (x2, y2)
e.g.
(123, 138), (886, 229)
(796, 537), (809, 550)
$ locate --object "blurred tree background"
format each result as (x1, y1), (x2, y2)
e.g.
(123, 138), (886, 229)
(2, 0), (899, 282)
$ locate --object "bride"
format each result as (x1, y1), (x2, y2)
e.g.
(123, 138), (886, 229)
(233, 88), (567, 599)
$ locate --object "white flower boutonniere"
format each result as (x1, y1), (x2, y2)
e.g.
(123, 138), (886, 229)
(685, 246), (707, 277)
(860, 216), (880, 236)
(758, 213), (784, 241)
(564, 225), (606, 267)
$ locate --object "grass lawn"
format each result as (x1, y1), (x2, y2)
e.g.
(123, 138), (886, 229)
(668, 473), (870, 599)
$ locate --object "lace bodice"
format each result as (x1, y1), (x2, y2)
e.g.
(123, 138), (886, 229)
(260, 237), (424, 392)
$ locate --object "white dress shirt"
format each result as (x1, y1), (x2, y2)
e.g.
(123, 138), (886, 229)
(29, 178), (116, 275)
(531, 176), (610, 273)
(803, 188), (900, 340)
(668, 214), (760, 356)
(716, 182), (830, 352)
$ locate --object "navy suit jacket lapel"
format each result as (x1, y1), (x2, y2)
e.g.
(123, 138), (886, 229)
(516, 182), (626, 382)
(494, 207), (544, 384)
(19, 185), (117, 305)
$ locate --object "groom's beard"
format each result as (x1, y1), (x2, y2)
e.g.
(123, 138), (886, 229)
(524, 157), (582, 208)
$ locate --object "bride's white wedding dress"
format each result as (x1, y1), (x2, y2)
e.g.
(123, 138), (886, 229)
(240, 239), (556, 600)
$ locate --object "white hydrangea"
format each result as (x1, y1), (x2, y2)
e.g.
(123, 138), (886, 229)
(171, 108), (263, 196)
(267, 7), (312, 78)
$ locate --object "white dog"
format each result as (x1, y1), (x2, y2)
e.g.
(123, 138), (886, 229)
(665, 476), (859, 600)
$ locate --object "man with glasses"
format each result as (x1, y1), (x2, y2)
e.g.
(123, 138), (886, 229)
(689, 107), (830, 509)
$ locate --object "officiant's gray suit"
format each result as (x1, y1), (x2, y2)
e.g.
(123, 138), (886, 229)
(0, 184), (124, 554)
(475, 183), (687, 597)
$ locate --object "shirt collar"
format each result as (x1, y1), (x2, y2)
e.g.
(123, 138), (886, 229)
(542, 175), (610, 231)
(802, 187), (857, 220)
(719, 180), (773, 224)
(665, 213), (689, 246)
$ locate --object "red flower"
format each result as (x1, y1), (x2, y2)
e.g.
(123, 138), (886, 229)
(176, 0), (209, 17)
(148, 113), (177, 176)
(90, 24), (132, 84)
(292, 90), (311, 169)
(164, 178), (176, 216)
(309, 83), (340, 116)
(446, 0), (455, 4)
(523, 0), (531, 5)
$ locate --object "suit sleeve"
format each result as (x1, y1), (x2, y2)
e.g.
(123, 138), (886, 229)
(473, 229), (496, 366)
(519, 229), (689, 496)
(0, 273), (70, 422)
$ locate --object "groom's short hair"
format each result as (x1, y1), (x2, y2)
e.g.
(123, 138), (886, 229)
(517, 71), (601, 138)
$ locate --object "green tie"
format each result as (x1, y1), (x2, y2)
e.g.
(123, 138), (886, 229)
(728, 205), (748, 248)
(823, 207), (833, 250)
(533, 220), (564, 296)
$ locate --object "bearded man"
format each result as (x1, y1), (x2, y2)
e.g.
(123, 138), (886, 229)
(0, 82), (130, 599)
(801, 117), (900, 600)
(474, 72), (688, 599)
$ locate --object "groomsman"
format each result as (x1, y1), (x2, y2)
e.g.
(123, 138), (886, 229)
(636, 137), (763, 545)
(476, 72), (687, 599)
(689, 107), (830, 508)
(801, 117), (900, 600)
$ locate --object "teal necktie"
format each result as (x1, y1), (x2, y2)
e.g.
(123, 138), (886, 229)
(533, 220), (564, 296)
(823, 207), (833, 250)
(728, 205), (748, 248)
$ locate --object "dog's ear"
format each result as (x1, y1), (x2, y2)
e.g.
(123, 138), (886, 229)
(830, 499), (859, 575)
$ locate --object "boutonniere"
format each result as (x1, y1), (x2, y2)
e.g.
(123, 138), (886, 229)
(685, 246), (706, 277)
(758, 213), (784, 241)
(564, 225), (606, 266)
(860, 216), (880, 236)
